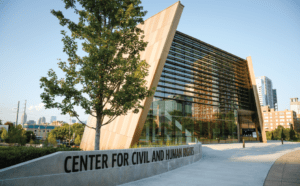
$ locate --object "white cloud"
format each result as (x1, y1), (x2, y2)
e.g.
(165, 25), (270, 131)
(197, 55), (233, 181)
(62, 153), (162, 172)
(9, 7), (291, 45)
(28, 103), (44, 111)
(35, 103), (45, 111)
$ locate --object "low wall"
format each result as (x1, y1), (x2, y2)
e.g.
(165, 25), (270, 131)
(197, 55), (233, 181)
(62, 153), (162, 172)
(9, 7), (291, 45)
(0, 143), (202, 186)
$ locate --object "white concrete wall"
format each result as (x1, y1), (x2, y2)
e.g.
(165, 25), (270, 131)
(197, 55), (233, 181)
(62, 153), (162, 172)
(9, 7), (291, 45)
(0, 143), (202, 186)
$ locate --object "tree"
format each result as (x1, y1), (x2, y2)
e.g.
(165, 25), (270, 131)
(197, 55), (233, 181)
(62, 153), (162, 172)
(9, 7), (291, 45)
(25, 131), (36, 143)
(1, 128), (8, 142)
(289, 129), (296, 141)
(281, 128), (286, 140)
(4, 122), (13, 130)
(48, 133), (57, 146)
(74, 134), (81, 145)
(0, 119), (2, 125)
(72, 123), (84, 138)
(52, 124), (71, 141)
(40, 0), (154, 150)
(29, 139), (35, 145)
(49, 127), (60, 141)
(7, 125), (27, 145)
(43, 138), (49, 147)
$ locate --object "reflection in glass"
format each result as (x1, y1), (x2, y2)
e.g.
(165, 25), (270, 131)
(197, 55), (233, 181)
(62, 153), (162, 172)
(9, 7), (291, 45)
(138, 31), (258, 145)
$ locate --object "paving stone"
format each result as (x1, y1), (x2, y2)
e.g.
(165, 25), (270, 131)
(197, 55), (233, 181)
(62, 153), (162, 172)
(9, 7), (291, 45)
(121, 141), (300, 186)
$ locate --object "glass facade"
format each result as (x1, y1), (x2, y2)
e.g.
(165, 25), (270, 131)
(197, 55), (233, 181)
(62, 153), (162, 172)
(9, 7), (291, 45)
(138, 31), (256, 145)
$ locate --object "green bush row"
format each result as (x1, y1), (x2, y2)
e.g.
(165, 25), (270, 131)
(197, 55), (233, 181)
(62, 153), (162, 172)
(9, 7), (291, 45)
(266, 126), (300, 141)
(0, 146), (81, 169)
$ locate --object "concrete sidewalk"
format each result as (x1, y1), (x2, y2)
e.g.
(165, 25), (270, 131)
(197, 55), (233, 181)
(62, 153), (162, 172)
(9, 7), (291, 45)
(264, 150), (300, 186)
(120, 141), (300, 186)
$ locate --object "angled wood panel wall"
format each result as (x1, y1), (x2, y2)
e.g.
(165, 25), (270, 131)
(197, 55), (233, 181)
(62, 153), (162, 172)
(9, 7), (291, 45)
(80, 2), (184, 150)
(246, 56), (267, 143)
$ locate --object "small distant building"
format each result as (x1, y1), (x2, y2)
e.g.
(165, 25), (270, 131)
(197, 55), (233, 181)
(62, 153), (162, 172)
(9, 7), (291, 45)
(26, 120), (36, 125)
(50, 121), (64, 127)
(290, 98), (300, 115)
(50, 116), (57, 123)
(71, 119), (76, 124)
(23, 124), (59, 140)
(295, 114), (300, 132)
(261, 106), (297, 132)
(273, 89), (278, 111)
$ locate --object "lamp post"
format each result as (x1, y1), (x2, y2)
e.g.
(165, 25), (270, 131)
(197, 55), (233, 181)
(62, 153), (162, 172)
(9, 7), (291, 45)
(38, 126), (40, 139)
(69, 117), (71, 147)
(44, 123), (48, 140)
(38, 126), (41, 147)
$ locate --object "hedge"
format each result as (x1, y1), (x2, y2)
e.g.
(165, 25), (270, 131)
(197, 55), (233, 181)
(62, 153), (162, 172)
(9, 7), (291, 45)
(0, 146), (81, 169)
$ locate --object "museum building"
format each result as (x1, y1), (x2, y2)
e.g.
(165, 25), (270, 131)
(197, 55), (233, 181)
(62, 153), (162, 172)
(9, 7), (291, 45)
(80, 1), (266, 151)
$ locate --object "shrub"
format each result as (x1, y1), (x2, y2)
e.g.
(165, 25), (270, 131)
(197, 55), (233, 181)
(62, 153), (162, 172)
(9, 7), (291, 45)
(166, 140), (170, 146)
(0, 146), (81, 169)
(74, 135), (81, 145)
(131, 143), (138, 148)
(159, 140), (163, 146)
(265, 127), (300, 141)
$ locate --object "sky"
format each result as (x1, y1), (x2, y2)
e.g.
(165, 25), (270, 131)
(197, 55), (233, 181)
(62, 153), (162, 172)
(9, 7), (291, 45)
(0, 0), (299, 124)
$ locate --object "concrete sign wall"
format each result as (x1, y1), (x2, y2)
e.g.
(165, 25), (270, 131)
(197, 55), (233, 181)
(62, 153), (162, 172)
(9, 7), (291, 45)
(0, 143), (202, 186)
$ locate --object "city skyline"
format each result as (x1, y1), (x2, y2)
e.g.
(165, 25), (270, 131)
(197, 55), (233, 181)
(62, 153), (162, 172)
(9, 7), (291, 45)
(0, 0), (299, 124)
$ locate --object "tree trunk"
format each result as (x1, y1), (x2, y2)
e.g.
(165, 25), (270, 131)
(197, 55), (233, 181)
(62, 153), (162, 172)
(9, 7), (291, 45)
(94, 117), (101, 150)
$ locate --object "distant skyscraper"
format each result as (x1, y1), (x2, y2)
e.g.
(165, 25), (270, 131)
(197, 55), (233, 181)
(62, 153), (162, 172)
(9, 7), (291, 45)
(15, 101), (20, 127)
(256, 76), (275, 109)
(38, 117), (46, 124)
(273, 89), (278, 111)
(21, 100), (27, 127)
(21, 113), (27, 126)
(290, 98), (300, 114)
(50, 116), (57, 123)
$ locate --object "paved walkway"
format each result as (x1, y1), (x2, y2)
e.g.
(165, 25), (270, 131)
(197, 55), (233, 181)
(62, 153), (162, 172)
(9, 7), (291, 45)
(120, 141), (300, 186)
(264, 150), (300, 186)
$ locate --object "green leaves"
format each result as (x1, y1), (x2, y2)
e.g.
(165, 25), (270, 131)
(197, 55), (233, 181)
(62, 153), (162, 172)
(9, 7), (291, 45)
(1, 128), (8, 141)
(41, 0), (155, 150)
